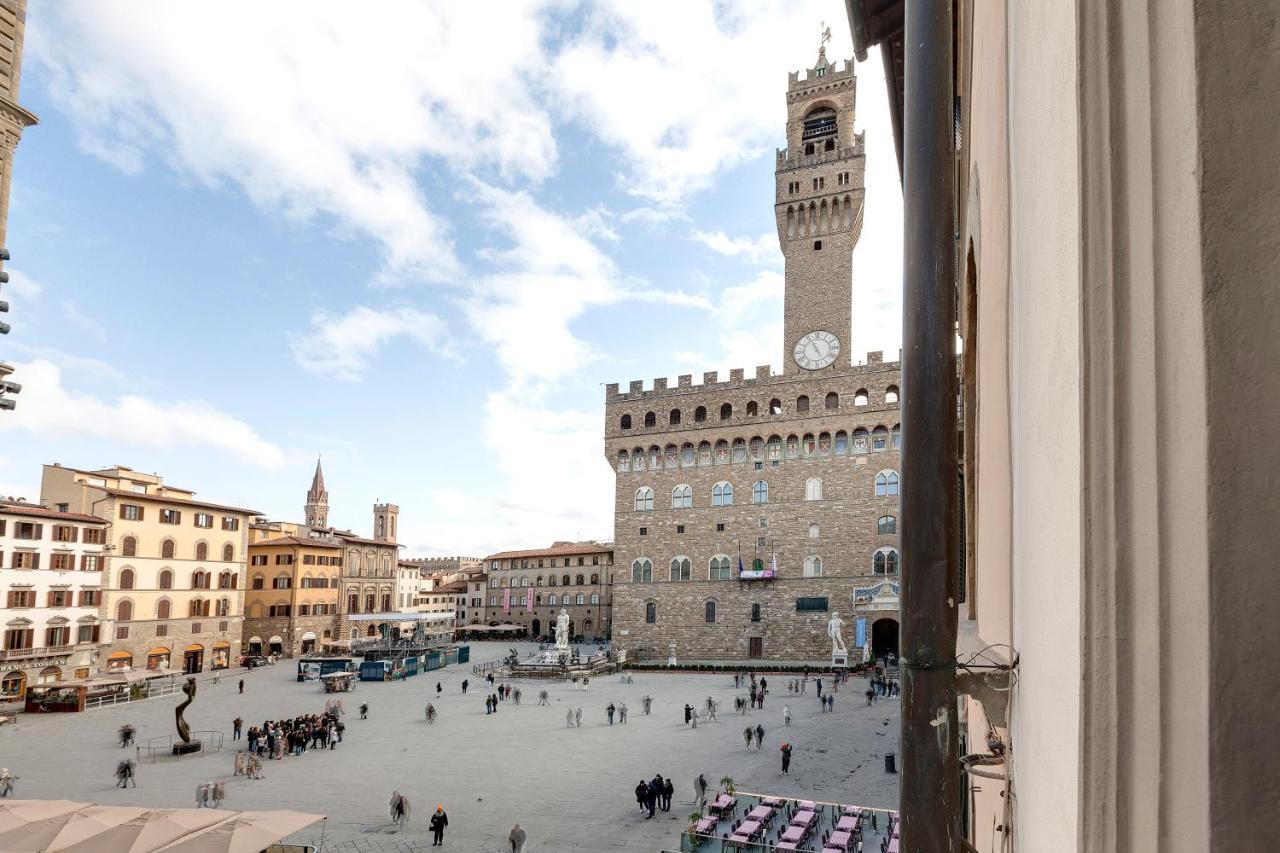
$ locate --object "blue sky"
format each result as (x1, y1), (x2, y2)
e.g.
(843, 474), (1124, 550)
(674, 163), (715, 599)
(0, 1), (902, 557)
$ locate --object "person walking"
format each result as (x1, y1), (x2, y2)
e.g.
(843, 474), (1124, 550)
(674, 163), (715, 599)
(635, 780), (649, 813)
(780, 742), (793, 775)
(212, 781), (225, 808)
(436, 681), (443, 697)
(783, 705), (792, 726)
(619, 703), (628, 723)
(662, 776), (674, 812)
(827, 694), (835, 713)
(755, 723), (765, 750)
(359, 703), (369, 720)
(743, 726), (754, 750)
(462, 678), (469, 694)
(0, 768), (16, 797)
(607, 702), (616, 725)
(758, 689), (766, 710)
(233, 717), (243, 740)
(684, 704), (693, 725)
(509, 823), (527, 852)
(695, 773), (709, 807)
(567, 708), (574, 728)
(514, 688), (521, 705)
(575, 707), (582, 727)
(238, 679), (244, 694)
(114, 761), (134, 789)
(760, 676), (768, 694)
(643, 694), (652, 715)
(539, 690), (550, 705)
(817, 677), (823, 698)
(429, 805), (448, 846)
(645, 776), (661, 819)
(707, 700), (717, 722)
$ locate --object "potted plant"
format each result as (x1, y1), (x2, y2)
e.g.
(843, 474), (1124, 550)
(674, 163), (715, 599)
(719, 775), (736, 796)
(684, 809), (706, 849)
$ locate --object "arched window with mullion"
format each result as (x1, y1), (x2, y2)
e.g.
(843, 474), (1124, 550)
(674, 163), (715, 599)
(630, 558), (653, 583)
(671, 484), (693, 509)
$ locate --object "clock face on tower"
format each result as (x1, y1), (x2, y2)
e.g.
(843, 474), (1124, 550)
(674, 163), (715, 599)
(793, 330), (840, 370)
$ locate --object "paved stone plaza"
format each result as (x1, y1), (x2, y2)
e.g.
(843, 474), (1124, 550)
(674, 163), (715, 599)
(0, 643), (900, 851)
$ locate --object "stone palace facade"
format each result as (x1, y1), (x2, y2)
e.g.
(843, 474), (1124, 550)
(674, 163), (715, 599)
(606, 48), (902, 663)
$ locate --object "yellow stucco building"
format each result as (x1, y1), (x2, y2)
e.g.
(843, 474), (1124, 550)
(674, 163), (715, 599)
(40, 464), (257, 673)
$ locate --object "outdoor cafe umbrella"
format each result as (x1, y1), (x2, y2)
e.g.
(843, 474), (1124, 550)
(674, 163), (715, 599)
(0, 805), (149, 852)
(151, 810), (325, 853)
(0, 800), (91, 835)
(49, 808), (236, 853)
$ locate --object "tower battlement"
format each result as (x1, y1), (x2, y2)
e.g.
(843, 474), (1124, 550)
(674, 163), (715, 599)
(605, 351), (899, 404)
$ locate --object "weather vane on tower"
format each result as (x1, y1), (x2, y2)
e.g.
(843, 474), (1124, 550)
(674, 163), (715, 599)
(820, 21), (832, 53)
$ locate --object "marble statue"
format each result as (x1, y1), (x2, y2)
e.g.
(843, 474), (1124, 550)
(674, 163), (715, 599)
(863, 641), (873, 663)
(827, 612), (847, 654)
(554, 608), (570, 650)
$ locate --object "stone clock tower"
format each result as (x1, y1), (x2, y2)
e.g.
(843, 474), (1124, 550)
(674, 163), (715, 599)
(775, 46), (865, 372)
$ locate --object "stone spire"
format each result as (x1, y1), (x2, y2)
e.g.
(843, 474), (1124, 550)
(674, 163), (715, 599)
(305, 456), (329, 529)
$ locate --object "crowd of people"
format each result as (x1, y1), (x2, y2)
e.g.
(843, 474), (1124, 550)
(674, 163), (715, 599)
(241, 705), (344, 762)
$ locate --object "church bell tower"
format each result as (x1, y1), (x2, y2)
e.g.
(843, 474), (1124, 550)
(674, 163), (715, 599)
(775, 43), (865, 372)
(305, 457), (328, 530)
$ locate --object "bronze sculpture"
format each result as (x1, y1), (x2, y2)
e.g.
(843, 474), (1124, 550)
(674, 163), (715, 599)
(173, 677), (201, 754)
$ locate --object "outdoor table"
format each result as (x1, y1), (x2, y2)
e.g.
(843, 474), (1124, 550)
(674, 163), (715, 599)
(726, 833), (752, 849)
(694, 817), (716, 834)
(841, 805), (862, 816)
(762, 796), (784, 807)
(737, 819), (763, 838)
(777, 844), (799, 851)
(887, 839), (900, 853)
(799, 800), (817, 811)
(746, 806), (774, 822)
(790, 810), (818, 828)
(835, 815), (859, 832)
(710, 795), (737, 815)
(780, 825), (806, 844)
(828, 829), (852, 849)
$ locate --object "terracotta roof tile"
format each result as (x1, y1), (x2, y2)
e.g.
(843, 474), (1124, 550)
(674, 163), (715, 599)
(0, 501), (107, 524)
(482, 540), (612, 561)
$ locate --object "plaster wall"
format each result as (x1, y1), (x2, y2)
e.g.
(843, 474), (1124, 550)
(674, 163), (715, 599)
(1006, 2), (1081, 850)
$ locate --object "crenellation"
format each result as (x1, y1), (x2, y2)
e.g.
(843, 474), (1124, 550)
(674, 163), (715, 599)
(729, 368), (744, 382)
(678, 374), (692, 388)
(653, 377), (667, 391)
(703, 371), (718, 385)
(629, 380), (643, 394)
(604, 358), (902, 406)
(756, 365), (771, 380)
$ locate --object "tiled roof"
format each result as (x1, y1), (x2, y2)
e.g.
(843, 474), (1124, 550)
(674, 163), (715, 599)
(0, 501), (107, 524)
(324, 529), (401, 548)
(482, 540), (612, 561)
(97, 487), (261, 516)
(252, 535), (343, 549)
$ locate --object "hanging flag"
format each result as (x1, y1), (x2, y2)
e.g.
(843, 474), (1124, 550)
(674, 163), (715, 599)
(769, 553), (778, 578)
(737, 556), (745, 576)
(502, 587), (511, 614)
(856, 618), (867, 648)
(527, 587), (534, 613)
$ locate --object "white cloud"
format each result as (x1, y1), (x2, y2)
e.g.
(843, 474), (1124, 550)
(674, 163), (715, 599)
(30, 2), (562, 285)
(550, 1), (850, 203)
(693, 230), (781, 265)
(0, 359), (287, 470)
(1, 343), (124, 382)
(290, 305), (451, 382)
(5, 269), (44, 300)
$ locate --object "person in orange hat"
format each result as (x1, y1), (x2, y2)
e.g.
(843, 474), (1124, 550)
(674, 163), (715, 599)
(429, 804), (448, 846)
(781, 742), (793, 775)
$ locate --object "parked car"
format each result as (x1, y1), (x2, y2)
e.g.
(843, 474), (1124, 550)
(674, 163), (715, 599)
(240, 655), (269, 668)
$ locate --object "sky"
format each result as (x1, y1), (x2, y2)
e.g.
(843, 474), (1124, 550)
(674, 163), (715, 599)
(0, 1), (902, 558)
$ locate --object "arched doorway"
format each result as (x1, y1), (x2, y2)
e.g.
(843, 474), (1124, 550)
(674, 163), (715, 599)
(37, 665), (61, 684)
(106, 651), (133, 672)
(871, 618), (899, 662)
(211, 642), (231, 669)
(268, 636), (284, 656)
(183, 644), (204, 674)
(247, 636), (263, 655)
(300, 632), (317, 655)
(531, 618), (541, 639)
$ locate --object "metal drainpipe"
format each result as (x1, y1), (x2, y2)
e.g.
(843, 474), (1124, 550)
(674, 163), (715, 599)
(900, 1), (961, 851)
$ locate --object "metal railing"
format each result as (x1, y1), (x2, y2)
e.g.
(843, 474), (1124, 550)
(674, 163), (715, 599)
(135, 730), (224, 763)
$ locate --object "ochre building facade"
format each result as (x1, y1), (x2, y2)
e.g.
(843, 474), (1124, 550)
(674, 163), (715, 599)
(607, 49), (901, 663)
